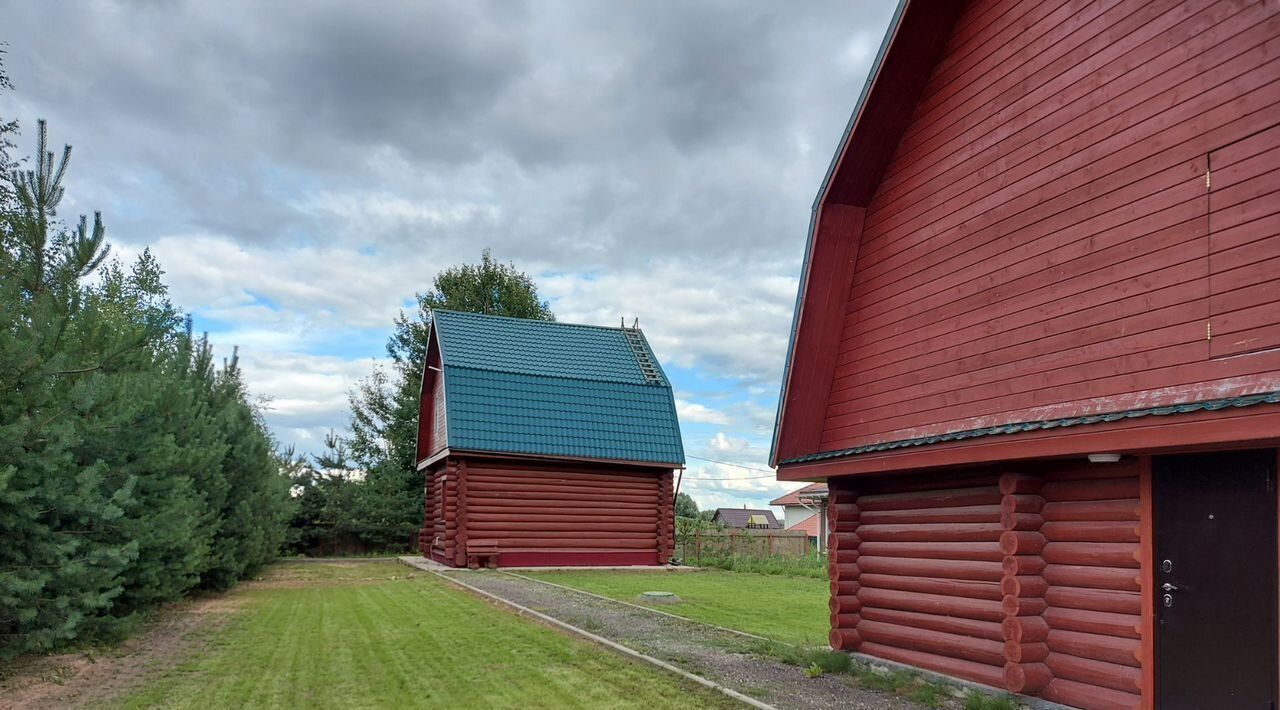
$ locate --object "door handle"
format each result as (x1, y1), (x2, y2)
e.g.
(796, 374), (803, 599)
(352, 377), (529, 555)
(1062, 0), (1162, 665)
(1162, 582), (1179, 592)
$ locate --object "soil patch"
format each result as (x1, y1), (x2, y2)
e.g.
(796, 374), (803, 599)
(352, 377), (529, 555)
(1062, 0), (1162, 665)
(0, 594), (243, 710)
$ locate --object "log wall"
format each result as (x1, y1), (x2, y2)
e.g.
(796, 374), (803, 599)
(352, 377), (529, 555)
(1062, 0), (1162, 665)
(420, 459), (457, 564)
(421, 456), (674, 568)
(1037, 464), (1144, 710)
(830, 460), (1147, 708)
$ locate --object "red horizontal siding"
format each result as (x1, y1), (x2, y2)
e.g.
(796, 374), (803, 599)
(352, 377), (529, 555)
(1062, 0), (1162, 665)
(819, 0), (1280, 451)
(1209, 124), (1280, 358)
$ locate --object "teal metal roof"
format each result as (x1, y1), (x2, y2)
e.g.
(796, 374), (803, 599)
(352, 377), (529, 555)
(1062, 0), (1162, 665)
(432, 310), (683, 465)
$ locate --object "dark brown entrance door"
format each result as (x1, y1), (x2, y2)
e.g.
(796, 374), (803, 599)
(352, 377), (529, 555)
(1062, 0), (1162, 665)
(1155, 449), (1278, 709)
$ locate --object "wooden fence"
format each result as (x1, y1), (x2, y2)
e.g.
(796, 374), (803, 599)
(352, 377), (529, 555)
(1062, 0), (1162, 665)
(675, 529), (811, 560)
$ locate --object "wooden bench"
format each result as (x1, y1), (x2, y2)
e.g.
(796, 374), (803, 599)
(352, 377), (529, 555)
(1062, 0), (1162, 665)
(466, 540), (500, 569)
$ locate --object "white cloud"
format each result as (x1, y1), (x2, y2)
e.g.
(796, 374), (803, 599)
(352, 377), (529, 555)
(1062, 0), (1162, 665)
(7, 0), (898, 457)
(675, 399), (730, 425)
(230, 350), (380, 450)
(709, 432), (749, 452)
(541, 260), (798, 383)
(137, 233), (421, 330)
(303, 191), (501, 227)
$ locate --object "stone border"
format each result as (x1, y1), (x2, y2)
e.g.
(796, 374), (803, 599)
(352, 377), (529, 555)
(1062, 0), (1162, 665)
(399, 556), (773, 710)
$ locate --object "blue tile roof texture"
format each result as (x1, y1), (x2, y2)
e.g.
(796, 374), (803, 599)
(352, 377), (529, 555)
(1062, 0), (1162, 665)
(432, 310), (684, 465)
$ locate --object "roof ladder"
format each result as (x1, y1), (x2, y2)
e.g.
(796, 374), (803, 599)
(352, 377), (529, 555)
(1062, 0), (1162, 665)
(623, 329), (664, 384)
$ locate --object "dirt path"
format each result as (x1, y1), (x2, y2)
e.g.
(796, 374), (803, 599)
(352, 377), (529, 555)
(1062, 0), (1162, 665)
(0, 594), (245, 710)
(431, 567), (925, 710)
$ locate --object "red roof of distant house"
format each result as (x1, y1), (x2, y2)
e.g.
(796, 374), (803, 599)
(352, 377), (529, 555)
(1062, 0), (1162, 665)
(787, 513), (822, 539)
(770, 482), (828, 507)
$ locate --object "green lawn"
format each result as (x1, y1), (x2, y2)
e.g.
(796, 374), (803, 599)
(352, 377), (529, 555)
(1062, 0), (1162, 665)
(117, 561), (736, 709)
(522, 569), (829, 646)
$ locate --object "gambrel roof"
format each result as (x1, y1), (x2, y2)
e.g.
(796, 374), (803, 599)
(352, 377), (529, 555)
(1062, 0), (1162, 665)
(770, 0), (971, 467)
(427, 310), (684, 466)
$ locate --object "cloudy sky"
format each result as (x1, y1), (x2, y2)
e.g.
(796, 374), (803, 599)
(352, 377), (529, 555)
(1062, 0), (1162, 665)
(2, 0), (894, 512)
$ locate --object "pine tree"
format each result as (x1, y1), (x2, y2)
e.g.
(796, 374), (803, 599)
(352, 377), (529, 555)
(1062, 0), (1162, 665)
(0, 44), (18, 208)
(69, 257), (206, 634)
(191, 344), (290, 590)
(0, 119), (291, 657)
(0, 121), (140, 655)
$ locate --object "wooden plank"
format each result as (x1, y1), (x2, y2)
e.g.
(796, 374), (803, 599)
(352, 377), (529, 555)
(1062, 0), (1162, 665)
(892, 0), (1127, 165)
(1209, 124), (1280, 358)
(822, 345), (1280, 448)
(822, 2), (966, 205)
(874, 2), (1259, 232)
(1136, 457), (1155, 702)
(848, 182), (1207, 340)
(846, 74), (1278, 333)
(829, 246), (1210, 409)
(856, 25), (1279, 276)
(789, 0), (1280, 470)
(834, 272), (1207, 401)
(880, 0), (1192, 213)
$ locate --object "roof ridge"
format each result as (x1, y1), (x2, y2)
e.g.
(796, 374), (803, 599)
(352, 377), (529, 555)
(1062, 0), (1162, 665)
(433, 308), (638, 334)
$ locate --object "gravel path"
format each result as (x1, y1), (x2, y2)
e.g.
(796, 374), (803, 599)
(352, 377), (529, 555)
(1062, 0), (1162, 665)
(433, 568), (925, 710)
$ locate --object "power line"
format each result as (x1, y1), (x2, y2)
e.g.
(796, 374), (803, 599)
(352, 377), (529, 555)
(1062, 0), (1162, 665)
(682, 455), (777, 481)
(686, 455), (775, 474)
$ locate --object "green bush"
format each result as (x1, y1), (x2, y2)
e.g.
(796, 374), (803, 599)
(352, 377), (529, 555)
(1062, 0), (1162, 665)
(684, 552), (828, 579)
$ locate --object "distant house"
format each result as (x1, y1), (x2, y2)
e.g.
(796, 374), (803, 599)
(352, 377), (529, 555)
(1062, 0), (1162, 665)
(711, 508), (781, 530)
(415, 310), (684, 568)
(769, 482), (828, 550)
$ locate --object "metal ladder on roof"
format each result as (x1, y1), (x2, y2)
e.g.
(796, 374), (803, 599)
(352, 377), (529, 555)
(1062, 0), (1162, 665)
(623, 328), (664, 384)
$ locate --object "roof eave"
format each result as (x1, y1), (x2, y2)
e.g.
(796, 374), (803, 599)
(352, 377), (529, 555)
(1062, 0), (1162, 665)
(446, 447), (684, 470)
(769, 0), (912, 467)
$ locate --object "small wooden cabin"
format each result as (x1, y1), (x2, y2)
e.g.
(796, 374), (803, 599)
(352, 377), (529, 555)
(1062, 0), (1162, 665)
(772, 1), (1279, 708)
(416, 310), (683, 568)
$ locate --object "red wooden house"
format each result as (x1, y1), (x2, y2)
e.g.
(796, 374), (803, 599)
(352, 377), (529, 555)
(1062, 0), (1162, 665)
(416, 310), (684, 568)
(772, 1), (1279, 707)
